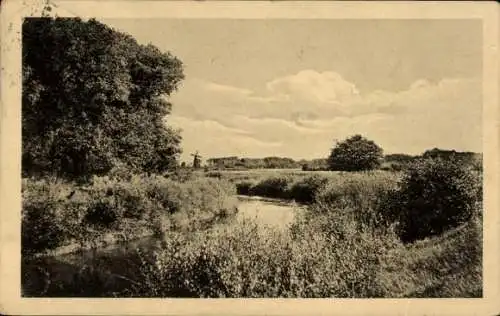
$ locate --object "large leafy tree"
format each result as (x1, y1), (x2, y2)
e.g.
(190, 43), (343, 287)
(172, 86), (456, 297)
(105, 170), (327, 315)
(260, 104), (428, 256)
(22, 17), (184, 179)
(327, 135), (383, 171)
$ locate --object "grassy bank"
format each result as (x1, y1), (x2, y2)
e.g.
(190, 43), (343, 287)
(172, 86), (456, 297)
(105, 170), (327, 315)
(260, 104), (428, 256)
(22, 174), (238, 258)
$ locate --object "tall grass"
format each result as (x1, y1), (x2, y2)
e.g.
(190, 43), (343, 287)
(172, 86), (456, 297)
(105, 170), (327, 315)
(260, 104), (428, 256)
(128, 215), (397, 298)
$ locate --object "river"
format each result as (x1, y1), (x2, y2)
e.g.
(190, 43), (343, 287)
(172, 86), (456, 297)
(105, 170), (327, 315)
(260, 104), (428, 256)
(22, 195), (300, 296)
(236, 195), (300, 230)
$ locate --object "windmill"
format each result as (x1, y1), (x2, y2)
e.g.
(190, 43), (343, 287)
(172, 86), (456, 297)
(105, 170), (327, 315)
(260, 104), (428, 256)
(191, 151), (202, 169)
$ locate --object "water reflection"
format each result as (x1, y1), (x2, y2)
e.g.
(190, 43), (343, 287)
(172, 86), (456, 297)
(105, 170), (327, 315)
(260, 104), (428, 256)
(236, 195), (299, 230)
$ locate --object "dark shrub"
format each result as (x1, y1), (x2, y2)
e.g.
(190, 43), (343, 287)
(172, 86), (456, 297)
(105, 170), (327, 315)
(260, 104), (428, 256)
(289, 175), (329, 203)
(249, 176), (292, 199)
(389, 163), (404, 172)
(206, 171), (222, 179)
(22, 202), (66, 256)
(236, 181), (254, 195)
(391, 158), (482, 243)
(21, 178), (72, 256)
(84, 200), (120, 229)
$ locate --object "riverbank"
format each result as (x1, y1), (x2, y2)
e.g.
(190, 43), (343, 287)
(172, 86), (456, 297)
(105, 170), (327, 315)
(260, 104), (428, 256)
(22, 163), (483, 298)
(22, 195), (299, 297)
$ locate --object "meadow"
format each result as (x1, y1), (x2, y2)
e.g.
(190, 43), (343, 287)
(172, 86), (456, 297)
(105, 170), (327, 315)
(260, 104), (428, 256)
(22, 158), (483, 298)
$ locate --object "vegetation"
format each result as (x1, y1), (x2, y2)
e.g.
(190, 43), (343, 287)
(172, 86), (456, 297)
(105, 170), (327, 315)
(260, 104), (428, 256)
(289, 175), (330, 203)
(23, 164), (482, 298)
(328, 135), (384, 171)
(206, 156), (303, 170)
(22, 18), (184, 180)
(387, 158), (482, 243)
(300, 159), (329, 171)
(22, 175), (237, 258)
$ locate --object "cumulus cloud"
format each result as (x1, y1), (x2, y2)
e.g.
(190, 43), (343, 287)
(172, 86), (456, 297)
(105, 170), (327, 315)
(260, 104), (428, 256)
(266, 70), (360, 104)
(169, 115), (282, 160)
(169, 71), (482, 160)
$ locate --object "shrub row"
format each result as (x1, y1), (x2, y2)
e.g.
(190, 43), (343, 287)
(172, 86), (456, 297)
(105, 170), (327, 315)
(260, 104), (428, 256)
(235, 174), (332, 203)
(236, 172), (398, 205)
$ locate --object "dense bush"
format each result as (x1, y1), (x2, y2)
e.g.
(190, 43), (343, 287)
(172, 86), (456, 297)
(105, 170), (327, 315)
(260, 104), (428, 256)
(388, 158), (482, 243)
(22, 178), (71, 256)
(313, 173), (400, 230)
(289, 175), (329, 203)
(235, 181), (254, 195)
(248, 176), (292, 199)
(328, 135), (383, 171)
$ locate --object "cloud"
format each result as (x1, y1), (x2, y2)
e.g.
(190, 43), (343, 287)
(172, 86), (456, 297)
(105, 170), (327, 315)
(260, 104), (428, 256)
(168, 115), (283, 160)
(266, 70), (360, 104)
(169, 115), (251, 136)
(203, 82), (253, 96)
(169, 73), (482, 159)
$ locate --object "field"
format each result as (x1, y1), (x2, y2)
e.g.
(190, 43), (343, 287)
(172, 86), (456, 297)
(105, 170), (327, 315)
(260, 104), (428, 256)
(22, 161), (483, 298)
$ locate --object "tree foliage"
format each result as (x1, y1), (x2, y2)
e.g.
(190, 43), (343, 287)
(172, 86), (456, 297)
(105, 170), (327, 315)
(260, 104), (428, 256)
(327, 135), (383, 171)
(22, 18), (184, 179)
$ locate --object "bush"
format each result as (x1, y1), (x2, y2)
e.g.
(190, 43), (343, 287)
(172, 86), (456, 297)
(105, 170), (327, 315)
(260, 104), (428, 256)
(313, 173), (399, 231)
(83, 200), (120, 229)
(289, 175), (329, 203)
(328, 135), (383, 171)
(389, 158), (482, 243)
(249, 176), (292, 199)
(236, 181), (254, 195)
(22, 199), (67, 256)
(205, 171), (222, 179)
(21, 178), (73, 256)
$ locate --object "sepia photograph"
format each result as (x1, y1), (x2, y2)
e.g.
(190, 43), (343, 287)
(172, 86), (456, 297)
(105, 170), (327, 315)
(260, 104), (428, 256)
(1, 0), (499, 315)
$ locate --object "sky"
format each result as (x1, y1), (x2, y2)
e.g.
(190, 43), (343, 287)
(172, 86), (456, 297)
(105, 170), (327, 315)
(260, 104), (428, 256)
(102, 18), (483, 161)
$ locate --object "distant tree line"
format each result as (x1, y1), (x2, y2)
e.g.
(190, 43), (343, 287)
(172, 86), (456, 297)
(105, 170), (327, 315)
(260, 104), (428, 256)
(206, 156), (303, 170)
(206, 144), (481, 172)
(383, 148), (481, 171)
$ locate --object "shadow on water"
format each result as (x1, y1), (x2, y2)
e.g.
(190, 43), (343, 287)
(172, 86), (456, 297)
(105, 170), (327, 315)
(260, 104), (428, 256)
(22, 196), (301, 297)
(22, 236), (161, 297)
